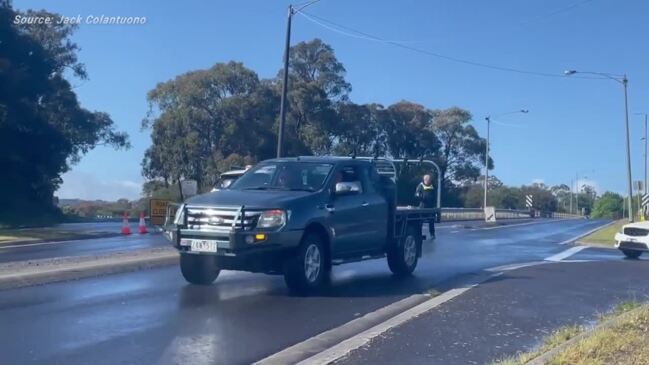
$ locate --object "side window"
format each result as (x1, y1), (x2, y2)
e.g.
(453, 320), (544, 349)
(360, 165), (378, 194)
(335, 165), (364, 194)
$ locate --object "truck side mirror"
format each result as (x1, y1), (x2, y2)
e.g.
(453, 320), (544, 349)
(335, 182), (360, 196)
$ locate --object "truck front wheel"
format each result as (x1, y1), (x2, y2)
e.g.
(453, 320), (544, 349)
(284, 233), (327, 294)
(180, 253), (220, 285)
(387, 226), (420, 276)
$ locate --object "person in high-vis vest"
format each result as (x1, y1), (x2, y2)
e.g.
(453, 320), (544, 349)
(415, 174), (436, 239)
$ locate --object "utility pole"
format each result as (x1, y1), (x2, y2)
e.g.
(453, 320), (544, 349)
(483, 116), (491, 208)
(276, 5), (294, 158)
(623, 75), (633, 221)
(565, 70), (633, 222)
(575, 173), (579, 215)
(569, 179), (573, 214)
(635, 113), (648, 196)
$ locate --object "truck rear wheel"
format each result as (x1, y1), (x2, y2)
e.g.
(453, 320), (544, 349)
(621, 249), (642, 259)
(180, 253), (220, 285)
(387, 226), (420, 276)
(284, 233), (327, 295)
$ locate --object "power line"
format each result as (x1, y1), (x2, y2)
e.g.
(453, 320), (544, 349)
(297, 10), (605, 80)
(519, 0), (596, 26)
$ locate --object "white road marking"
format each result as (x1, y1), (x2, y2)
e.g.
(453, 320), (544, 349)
(257, 220), (609, 364)
(294, 274), (500, 365)
(257, 273), (498, 365)
(485, 261), (547, 272)
(253, 294), (431, 365)
(474, 219), (570, 231)
(544, 246), (588, 262)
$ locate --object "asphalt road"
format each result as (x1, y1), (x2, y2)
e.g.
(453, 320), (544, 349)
(0, 232), (167, 263)
(0, 218), (618, 365)
(0, 219), (535, 264)
(336, 257), (649, 365)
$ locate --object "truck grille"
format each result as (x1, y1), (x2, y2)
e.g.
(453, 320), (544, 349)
(623, 227), (649, 237)
(185, 206), (261, 232)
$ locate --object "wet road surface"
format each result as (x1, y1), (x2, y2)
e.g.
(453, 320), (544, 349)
(0, 219), (616, 364)
(0, 219), (535, 264)
(336, 257), (649, 365)
(0, 232), (167, 263)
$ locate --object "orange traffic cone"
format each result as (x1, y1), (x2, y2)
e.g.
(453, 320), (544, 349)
(138, 212), (148, 234)
(121, 211), (131, 235)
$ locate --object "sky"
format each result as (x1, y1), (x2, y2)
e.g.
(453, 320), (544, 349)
(12, 0), (649, 201)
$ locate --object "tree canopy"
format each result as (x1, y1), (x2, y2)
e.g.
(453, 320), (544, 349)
(141, 38), (492, 205)
(0, 3), (129, 224)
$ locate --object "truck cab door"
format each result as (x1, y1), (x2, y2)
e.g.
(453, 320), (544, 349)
(328, 165), (370, 256)
(358, 164), (389, 251)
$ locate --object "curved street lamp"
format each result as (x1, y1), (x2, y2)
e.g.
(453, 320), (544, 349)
(483, 109), (529, 208)
(565, 70), (633, 221)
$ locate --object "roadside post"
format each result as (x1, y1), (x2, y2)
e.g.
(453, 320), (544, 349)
(525, 194), (534, 217)
(642, 193), (649, 222)
(484, 206), (496, 223)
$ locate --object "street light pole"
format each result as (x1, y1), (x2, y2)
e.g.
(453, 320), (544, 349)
(569, 179), (573, 214)
(565, 70), (634, 222)
(276, 5), (294, 158)
(575, 173), (579, 215)
(484, 116), (491, 208)
(634, 114), (649, 193)
(622, 75), (634, 221)
(483, 109), (528, 208)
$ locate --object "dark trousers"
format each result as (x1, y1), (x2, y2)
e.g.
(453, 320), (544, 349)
(419, 203), (435, 237)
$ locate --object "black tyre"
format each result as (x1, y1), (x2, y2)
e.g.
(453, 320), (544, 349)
(180, 253), (220, 285)
(621, 249), (643, 259)
(388, 225), (421, 276)
(284, 233), (327, 295)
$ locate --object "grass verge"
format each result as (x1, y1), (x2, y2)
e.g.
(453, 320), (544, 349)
(491, 325), (585, 365)
(491, 300), (649, 365)
(578, 220), (625, 247)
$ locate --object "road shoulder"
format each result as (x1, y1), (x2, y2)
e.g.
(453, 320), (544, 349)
(0, 246), (178, 290)
(333, 259), (649, 365)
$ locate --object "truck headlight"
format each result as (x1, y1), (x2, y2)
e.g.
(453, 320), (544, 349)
(257, 210), (286, 229)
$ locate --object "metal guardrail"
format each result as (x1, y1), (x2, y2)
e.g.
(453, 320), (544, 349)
(439, 208), (532, 221)
(438, 208), (584, 221)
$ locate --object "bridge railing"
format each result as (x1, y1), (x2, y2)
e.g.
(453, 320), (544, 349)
(437, 208), (581, 222)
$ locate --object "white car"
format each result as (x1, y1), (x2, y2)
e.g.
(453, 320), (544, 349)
(614, 221), (649, 259)
(210, 169), (248, 192)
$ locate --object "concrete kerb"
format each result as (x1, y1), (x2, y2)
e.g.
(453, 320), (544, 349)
(0, 247), (178, 290)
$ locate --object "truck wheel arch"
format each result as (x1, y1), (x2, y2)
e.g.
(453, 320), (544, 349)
(303, 222), (331, 270)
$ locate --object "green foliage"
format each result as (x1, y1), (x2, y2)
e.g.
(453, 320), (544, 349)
(592, 192), (624, 219)
(463, 177), (565, 211)
(142, 39), (489, 204)
(431, 107), (488, 187)
(0, 4), (129, 225)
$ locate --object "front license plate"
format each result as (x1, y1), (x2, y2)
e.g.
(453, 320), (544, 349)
(190, 240), (218, 253)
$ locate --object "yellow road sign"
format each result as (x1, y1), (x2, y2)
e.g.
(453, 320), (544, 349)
(149, 199), (170, 226)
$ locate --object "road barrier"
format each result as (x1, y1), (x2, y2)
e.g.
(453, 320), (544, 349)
(438, 208), (582, 222)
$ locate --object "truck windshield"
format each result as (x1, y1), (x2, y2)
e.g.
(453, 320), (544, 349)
(229, 162), (333, 192)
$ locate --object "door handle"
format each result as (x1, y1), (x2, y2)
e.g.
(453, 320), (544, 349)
(320, 204), (335, 213)
(361, 202), (369, 207)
